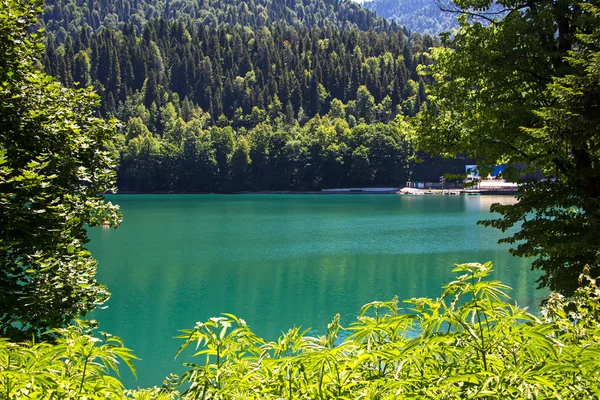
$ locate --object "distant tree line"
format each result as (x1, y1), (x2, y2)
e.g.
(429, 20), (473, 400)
(117, 110), (413, 192)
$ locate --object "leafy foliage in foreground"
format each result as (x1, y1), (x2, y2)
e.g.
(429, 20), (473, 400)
(3, 262), (600, 398)
(0, 321), (137, 399)
(0, 0), (121, 340)
(415, 0), (600, 294)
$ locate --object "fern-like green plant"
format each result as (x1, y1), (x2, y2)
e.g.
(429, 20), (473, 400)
(0, 320), (137, 399)
(169, 262), (600, 399)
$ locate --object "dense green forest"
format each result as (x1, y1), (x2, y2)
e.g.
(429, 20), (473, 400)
(39, 0), (451, 192)
(45, 19), (429, 119)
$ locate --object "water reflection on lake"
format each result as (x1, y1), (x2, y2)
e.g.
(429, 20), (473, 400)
(88, 194), (544, 388)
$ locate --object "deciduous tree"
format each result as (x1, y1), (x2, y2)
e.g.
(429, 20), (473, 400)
(416, 0), (600, 294)
(0, 0), (120, 339)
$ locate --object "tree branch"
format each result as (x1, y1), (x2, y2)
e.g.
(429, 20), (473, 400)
(434, 0), (525, 24)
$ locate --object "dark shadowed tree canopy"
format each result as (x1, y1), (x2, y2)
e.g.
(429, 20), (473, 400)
(416, 0), (600, 294)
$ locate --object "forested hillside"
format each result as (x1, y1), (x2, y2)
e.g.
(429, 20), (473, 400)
(40, 0), (448, 192)
(45, 20), (432, 121)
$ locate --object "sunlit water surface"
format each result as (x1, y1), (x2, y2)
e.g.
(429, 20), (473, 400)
(88, 194), (546, 388)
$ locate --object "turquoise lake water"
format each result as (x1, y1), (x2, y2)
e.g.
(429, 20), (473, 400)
(87, 194), (546, 388)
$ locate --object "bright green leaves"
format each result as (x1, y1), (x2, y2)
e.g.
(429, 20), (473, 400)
(175, 314), (265, 398)
(0, 320), (137, 399)
(444, 261), (511, 302)
(0, 0), (121, 340)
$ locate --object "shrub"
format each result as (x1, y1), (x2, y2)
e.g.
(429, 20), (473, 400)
(173, 262), (600, 399)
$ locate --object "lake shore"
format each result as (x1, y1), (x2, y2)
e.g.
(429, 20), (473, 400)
(114, 187), (518, 195)
(398, 187), (518, 196)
